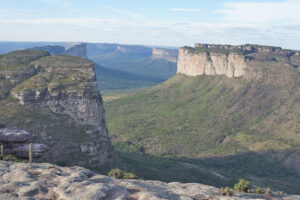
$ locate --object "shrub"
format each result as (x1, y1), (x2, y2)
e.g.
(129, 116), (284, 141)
(1, 154), (27, 163)
(234, 179), (251, 193)
(108, 168), (124, 178)
(219, 187), (234, 196)
(108, 168), (138, 179)
(255, 187), (263, 194)
(123, 172), (138, 179)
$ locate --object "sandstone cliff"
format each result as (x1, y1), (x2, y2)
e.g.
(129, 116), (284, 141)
(64, 43), (88, 58)
(115, 44), (152, 57)
(151, 48), (178, 63)
(0, 50), (112, 168)
(177, 44), (300, 81)
(1, 161), (299, 200)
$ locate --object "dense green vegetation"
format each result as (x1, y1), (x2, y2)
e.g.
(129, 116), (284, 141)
(105, 74), (300, 194)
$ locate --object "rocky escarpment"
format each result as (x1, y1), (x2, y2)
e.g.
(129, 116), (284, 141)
(10, 55), (103, 126)
(115, 44), (153, 57)
(0, 50), (112, 168)
(177, 44), (300, 80)
(64, 43), (88, 58)
(151, 48), (178, 63)
(1, 161), (299, 200)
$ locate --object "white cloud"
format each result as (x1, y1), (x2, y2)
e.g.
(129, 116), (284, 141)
(0, 1), (300, 49)
(217, 0), (300, 24)
(168, 8), (201, 13)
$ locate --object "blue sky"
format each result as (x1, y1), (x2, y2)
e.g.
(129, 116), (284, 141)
(0, 0), (300, 49)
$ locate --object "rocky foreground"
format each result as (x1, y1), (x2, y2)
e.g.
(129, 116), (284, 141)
(0, 161), (299, 200)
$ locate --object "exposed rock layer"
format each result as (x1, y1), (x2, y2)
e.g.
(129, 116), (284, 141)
(0, 127), (48, 158)
(0, 50), (112, 168)
(1, 161), (299, 200)
(151, 48), (178, 63)
(177, 44), (300, 79)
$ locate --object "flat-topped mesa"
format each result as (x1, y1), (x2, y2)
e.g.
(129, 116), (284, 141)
(177, 45), (246, 78)
(177, 43), (300, 79)
(151, 48), (178, 63)
(0, 50), (113, 167)
(10, 55), (103, 126)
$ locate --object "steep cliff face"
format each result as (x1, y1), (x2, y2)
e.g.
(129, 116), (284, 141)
(0, 50), (112, 168)
(151, 48), (178, 63)
(177, 44), (300, 80)
(177, 48), (245, 77)
(115, 44), (152, 57)
(10, 55), (103, 126)
(65, 43), (88, 58)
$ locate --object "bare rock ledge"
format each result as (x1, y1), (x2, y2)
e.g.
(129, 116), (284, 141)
(0, 161), (299, 200)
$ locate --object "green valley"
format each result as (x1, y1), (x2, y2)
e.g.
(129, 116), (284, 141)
(105, 73), (300, 194)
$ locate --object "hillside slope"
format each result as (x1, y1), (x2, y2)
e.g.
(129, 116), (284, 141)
(105, 70), (300, 192)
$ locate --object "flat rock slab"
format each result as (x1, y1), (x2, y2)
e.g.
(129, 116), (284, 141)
(0, 161), (299, 200)
(0, 128), (31, 142)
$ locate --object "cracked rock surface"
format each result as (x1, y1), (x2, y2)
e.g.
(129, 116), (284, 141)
(1, 161), (299, 200)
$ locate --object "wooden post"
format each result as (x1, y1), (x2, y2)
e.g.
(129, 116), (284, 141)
(29, 143), (32, 164)
(0, 145), (3, 158)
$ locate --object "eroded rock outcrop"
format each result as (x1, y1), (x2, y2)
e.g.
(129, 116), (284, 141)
(0, 161), (299, 200)
(151, 48), (178, 63)
(10, 55), (103, 126)
(64, 43), (88, 58)
(0, 127), (48, 158)
(177, 44), (300, 80)
(0, 50), (113, 168)
(115, 44), (153, 57)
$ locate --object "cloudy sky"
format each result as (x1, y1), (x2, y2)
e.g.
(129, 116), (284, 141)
(0, 0), (300, 49)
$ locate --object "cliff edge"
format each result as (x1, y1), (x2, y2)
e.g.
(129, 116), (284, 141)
(0, 50), (112, 168)
(1, 161), (299, 200)
(177, 44), (300, 81)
